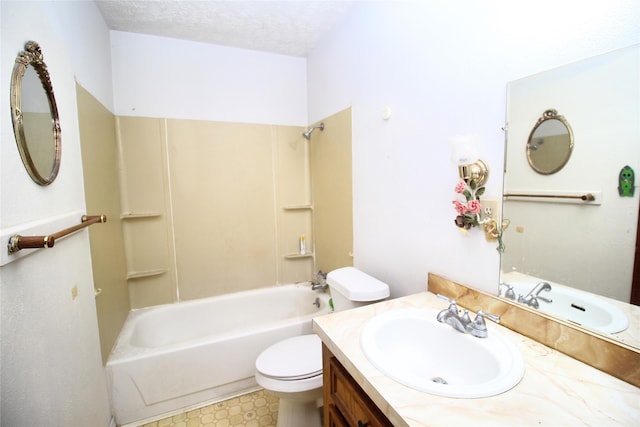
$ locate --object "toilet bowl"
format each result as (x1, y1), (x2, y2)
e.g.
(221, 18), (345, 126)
(255, 334), (323, 427)
(255, 267), (390, 427)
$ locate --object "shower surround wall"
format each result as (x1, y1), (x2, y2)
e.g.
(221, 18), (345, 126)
(117, 115), (349, 308)
(77, 84), (130, 363)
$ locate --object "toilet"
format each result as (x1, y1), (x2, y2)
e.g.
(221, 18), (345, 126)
(255, 267), (390, 427)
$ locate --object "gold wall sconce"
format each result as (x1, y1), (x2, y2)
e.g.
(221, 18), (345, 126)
(458, 159), (489, 187)
(451, 134), (490, 187)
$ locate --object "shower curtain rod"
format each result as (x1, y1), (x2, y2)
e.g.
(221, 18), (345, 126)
(7, 214), (106, 254)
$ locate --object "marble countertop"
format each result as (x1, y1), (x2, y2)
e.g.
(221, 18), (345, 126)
(312, 291), (640, 427)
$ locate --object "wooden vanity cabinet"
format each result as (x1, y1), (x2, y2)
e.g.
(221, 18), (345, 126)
(322, 344), (393, 427)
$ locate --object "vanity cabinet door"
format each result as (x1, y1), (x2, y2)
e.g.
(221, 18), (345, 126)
(327, 404), (349, 427)
(323, 344), (393, 427)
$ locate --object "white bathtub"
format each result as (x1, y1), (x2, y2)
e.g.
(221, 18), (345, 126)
(106, 284), (330, 426)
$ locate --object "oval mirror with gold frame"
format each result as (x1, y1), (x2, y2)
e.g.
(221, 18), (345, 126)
(526, 109), (573, 175)
(10, 41), (61, 185)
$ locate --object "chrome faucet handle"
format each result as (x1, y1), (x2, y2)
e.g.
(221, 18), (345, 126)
(478, 310), (500, 324)
(436, 294), (457, 312)
(467, 310), (500, 338)
(499, 283), (516, 300)
(537, 295), (552, 303)
(436, 294), (460, 323)
(436, 294), (455, 304)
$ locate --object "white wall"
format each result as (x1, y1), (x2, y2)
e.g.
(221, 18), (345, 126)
(110, 31), (308, 126)
(0, 1), (112, 425)
(41, 0), (114, 110)
(306, 0), (640, 297)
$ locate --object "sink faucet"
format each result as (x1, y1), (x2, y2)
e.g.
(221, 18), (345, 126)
(311, 270), (328, 291)
(436, 294), (500, 338)
(436, 297), (472, 333)
(518, 281), (552, 309)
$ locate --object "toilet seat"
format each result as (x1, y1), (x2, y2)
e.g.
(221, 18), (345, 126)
(255, 334), (322, 381)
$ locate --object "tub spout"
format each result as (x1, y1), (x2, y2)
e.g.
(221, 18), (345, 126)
(311, 270), (328, 291)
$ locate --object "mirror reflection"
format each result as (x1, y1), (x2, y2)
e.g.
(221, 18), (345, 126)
(526, 109), (573, 175)
(10, 40), (61, 185)
(501, 44), (640, 349)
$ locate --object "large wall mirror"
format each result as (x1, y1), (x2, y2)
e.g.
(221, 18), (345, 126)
(501, 44), (640, 351)
(10, 41), (61, 185)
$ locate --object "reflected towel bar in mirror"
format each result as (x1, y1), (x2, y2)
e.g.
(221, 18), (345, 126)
(7, 214), (106, 254)
(503, 192), (597, 202)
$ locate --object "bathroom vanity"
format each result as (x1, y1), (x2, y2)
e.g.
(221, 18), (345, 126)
(323, 344), (392, 426)
(313, 286), (639, 426)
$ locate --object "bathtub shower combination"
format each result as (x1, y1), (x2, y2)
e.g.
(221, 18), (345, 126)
(106, 284), (330, 425)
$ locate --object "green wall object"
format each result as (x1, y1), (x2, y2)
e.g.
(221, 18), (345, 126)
(618, 165), (635, 197)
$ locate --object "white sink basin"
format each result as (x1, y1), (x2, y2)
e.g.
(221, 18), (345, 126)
(505, 281), (629, 334)
(361, 308), (524, 398)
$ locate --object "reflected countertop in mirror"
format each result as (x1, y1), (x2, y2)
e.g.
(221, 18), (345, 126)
(501, 44), (640, 351)
(501, 271), (640, 349)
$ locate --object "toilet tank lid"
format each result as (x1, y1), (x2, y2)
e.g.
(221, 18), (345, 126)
(326, 267), (390, 301)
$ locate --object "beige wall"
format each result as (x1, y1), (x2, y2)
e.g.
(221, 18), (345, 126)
(76, 84), (130, 363)
(168, 120), (281, 300)
(116, 117), (178, 307)
(311, 108), (354, 273)
(78, 99), (353, 345)
(113, 110), (352, 308)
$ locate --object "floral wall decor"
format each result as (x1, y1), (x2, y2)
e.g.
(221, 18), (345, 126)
(452, 179), (508, 252)
(452, 180), (485, 230)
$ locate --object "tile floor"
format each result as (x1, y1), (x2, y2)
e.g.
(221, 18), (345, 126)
(137, 390), (279, 427)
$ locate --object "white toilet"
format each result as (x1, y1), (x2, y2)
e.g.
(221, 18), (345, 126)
(255, 267), (390, 427)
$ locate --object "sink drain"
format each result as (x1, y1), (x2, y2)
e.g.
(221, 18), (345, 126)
(431, 377), (448, 384)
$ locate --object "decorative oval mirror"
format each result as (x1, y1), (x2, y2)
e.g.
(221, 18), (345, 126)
(526, 109), (573, 175)
(10, 41), (61, 185)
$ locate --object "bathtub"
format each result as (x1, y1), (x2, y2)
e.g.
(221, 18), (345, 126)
(106, 284), (330, 426)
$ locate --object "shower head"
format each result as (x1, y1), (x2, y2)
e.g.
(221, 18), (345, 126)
(302, 123), (324, 140)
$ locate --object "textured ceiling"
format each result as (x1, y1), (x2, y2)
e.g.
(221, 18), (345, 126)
(95, 0), (354, 57)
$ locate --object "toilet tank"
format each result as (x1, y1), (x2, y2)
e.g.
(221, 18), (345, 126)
(326, 267), (390, 311)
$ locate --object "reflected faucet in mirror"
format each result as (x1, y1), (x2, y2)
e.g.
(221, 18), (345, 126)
(500, 273), (631, 336)
(517, 282), (552, 309)
(499, 283), (516, 300)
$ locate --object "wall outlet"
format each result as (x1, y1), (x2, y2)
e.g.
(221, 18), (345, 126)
(481, 199), (499, 222)
(481, 199), (500, 242)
